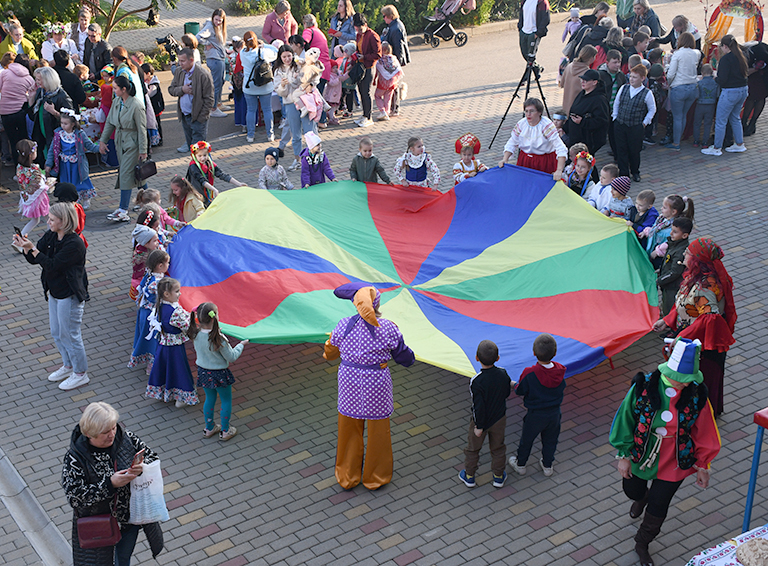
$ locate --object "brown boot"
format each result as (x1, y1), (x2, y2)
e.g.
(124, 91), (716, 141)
(630, 495), (648, 519)
(634, 512), (664, 566)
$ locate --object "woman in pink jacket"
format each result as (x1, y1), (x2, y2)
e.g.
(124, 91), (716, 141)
(262, 0), (298, 44)
(0, 52), (36, 165)
(302, 14), (331, 127)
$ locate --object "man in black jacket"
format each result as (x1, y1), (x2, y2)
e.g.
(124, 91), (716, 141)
(53, 51), (86, 108)
(83, 23), (112, 80)
(518, 0), (549, 62)
(598, 49), (628, 155)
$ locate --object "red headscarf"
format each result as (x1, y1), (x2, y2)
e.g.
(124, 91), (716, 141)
(687, 237), (736, 333)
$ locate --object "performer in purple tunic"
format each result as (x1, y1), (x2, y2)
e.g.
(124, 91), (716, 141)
(323, 282), (415, 490)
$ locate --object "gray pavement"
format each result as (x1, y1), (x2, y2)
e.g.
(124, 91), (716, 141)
(3, 0), (768, 564)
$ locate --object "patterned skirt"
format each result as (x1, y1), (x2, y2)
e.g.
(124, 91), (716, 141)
(128, 307), (158, 368)
(146, 343), (199, 405)
(197, 367), (235, 389)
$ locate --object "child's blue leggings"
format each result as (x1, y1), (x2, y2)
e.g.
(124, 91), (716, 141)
(203, 385), (232, 432)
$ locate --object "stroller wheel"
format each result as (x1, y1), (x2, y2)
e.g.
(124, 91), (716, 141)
(455, 32), (468, 47)
(430, 36), (440, 48)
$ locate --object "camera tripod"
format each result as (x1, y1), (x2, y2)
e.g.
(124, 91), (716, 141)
(489, 57), (551, 149)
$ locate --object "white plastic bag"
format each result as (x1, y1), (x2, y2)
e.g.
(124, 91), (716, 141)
(129, 460), (170, 524)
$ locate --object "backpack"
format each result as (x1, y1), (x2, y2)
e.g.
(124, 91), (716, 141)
(149, 82), (165, 116)
(245, 47), (273, 88)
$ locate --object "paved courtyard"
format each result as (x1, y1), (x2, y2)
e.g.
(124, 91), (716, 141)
(2, 1), (768, 564)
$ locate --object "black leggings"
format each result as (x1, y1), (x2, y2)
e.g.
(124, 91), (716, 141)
(357, 67), (373, 119)
(623, 476), (684, 518)
(1, 108), (28, 165)
(342, 88), (355, 113)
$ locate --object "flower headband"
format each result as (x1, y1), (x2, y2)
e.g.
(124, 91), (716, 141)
(42, 21), (68, 35)
(191, 141), (211, 153)
(575, 150), (595, 168)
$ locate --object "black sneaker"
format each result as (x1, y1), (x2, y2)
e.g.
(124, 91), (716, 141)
(278, 147), (285, 158)
(643, 137), (656, 146)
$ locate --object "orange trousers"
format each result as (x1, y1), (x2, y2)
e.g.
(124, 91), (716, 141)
(335, 413), (393, 490)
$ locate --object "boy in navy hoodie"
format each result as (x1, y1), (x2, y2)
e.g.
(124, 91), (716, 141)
(509, 334), (566, 477)
(459, 340), (512, 489)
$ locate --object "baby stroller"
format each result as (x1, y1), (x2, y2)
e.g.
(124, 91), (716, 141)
(423, 0), (475, 48)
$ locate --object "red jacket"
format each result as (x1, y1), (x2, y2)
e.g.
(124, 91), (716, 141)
(356, 29), (381, 69)
(74, 203), (88, 248)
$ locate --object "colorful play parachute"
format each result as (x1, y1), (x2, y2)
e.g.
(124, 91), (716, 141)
(169, 166), (658, 378)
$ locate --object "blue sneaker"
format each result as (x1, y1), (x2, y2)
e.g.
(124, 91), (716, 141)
(492, 471), (507, 488)
(458, 470), (476, 488)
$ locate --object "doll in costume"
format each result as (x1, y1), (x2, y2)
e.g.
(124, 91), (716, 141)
(185, 141), (246, 207)
(452, 133), (487, 185)
(323, 282), (415, 490)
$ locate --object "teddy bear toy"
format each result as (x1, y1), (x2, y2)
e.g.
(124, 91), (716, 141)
(294, 47), (330, 121)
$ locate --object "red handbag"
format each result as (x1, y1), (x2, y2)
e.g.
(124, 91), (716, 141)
(77, 513), (121, 549)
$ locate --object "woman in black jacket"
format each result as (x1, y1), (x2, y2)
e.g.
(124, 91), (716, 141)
(565, 69), (610, 155)
(702, 34), (749, 155)
(62, 402), (163, 566)
(28, 66), (73, 165)
(13, 202), (89, 391)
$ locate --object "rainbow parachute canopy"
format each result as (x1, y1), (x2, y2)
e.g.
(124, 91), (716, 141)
(169, 166), (658, 378)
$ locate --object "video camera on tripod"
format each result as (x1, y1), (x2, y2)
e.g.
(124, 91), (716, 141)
(156, 33), (181, 63)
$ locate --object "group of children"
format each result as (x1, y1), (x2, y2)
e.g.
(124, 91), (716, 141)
(460, 334), (566, 488)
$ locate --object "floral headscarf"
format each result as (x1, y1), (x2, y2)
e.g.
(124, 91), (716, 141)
(686, 237), (736, 332)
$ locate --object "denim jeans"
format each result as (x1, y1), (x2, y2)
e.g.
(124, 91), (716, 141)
(282, 102), (303, 158)
(48, 295), (87, 373)
(114, 523), (141, 566)
(244, 93), (273, 139)
(714, 86), (749, 148)
(181, 114), (208, 148)
(207, 57), (226, 107)
(669, 83), (697, 145)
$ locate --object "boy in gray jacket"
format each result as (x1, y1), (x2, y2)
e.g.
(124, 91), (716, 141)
(349, 137), (392, 184)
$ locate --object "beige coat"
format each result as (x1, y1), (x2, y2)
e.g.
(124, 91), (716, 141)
(100, 96), (147, 192)
(560, 60), (592, 115)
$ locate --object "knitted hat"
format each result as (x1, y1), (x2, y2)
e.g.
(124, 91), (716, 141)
(570, 7), (580, 18)
(131, 224), (157, 246)
(648, 63), (664, 78)
(264, 147), (280, 163)
(658, 338), (704, 384)
(304, 131), (322, 149)
(342, 42), (356, 56)
(53, 182), (78, 203)
(611, 176), (631, 196)
(333, 45), (344, 58)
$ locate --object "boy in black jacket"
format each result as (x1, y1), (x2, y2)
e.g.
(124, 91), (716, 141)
(459, 340), (512, 489)
(656, 217), (692, 315)
(509, 334), (565, 477)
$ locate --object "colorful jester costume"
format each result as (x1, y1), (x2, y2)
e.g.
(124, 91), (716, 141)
(323, 282), (415, 490)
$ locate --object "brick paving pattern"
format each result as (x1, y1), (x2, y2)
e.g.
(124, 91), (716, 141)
(2, 0), (768, 564)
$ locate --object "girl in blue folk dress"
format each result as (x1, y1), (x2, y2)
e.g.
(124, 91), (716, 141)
(128, 249), (169, 373)
(145, 277), (199, 408)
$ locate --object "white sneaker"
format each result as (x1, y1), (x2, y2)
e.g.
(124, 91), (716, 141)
(107, 209), (130, 222)
(106, 208), (121, 220)
(175, 399), (187, 408)
(177, 145), (189, 153)
(287, 159), (300, 171)
(247, 137), (254, 143)
(509, 456), (527, 475)
(376, 111), (389, 121)
(540, 458), (554, 477)
(80, 197), (91, 210)
(241, 126), (247, 133)
(267, 135), (275, 142)
(357, 117), (373, 128)
(218, 104), (232, 111)
(48, 366), (73, 382)
(210, 108), (227, 118)
(701, 146), (722, 156)
(725, 143), (747, 153)
(279, 118), (286, 129)
(59, 372), (89, 390)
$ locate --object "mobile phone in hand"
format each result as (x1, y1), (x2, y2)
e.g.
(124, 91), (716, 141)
(131, 448), (146, 467)
(14, 226), (23, 237)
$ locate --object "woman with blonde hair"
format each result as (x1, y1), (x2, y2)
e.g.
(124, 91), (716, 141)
(197, 8), (229, 116)
(13, 202), (90, 391)
(329, 0), (356, 51)
(560, 45), (597, 115)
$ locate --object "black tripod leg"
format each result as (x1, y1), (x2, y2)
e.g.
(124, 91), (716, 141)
(489, 65), (532, 149)
(533, 69), (550, 120)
